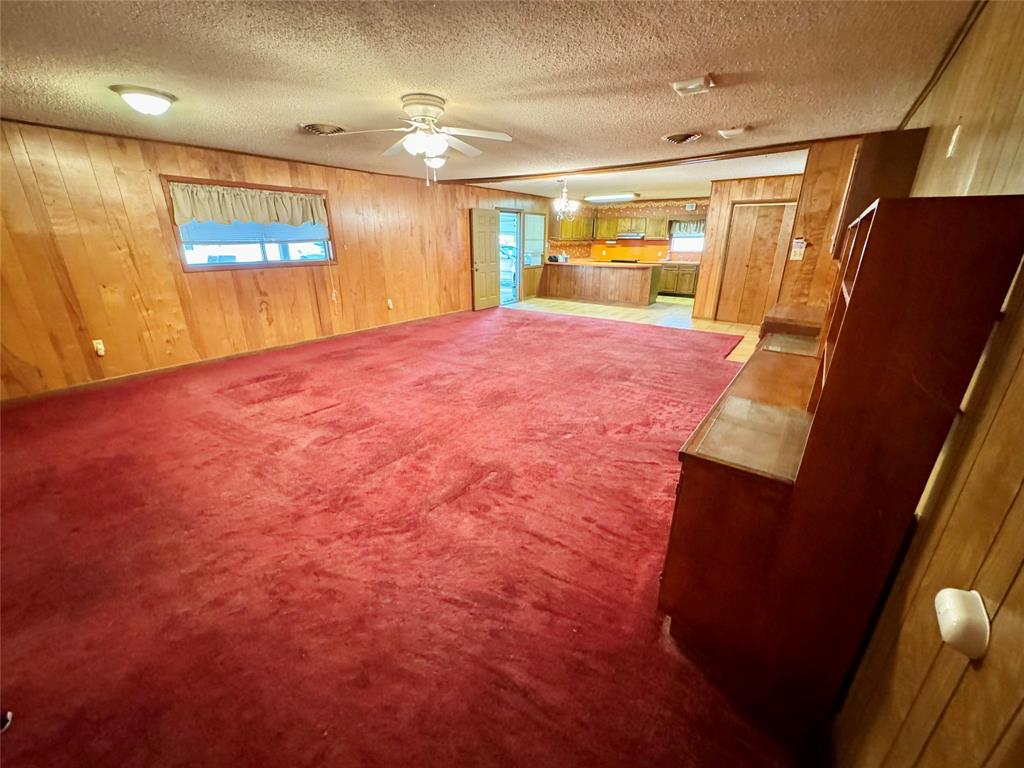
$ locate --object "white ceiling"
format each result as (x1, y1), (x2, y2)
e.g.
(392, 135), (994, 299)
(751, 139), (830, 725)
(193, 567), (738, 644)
(0, 1), (971, 181)
(478, 150), (808, 199)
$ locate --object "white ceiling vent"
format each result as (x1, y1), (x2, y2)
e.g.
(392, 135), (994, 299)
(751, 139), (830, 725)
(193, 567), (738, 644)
(662, 132), (703, 145)
(671, 75), (716, 97)
(300, 123), (346, 136)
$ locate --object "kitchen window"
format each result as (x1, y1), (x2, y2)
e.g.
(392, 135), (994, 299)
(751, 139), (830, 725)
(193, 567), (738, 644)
(670, 234), (705, 254)
(669, 218), (706, 255)
(167, 178), (333, 271)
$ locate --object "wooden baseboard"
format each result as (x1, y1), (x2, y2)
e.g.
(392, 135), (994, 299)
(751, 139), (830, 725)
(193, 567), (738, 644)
(1, 308), (469, 408)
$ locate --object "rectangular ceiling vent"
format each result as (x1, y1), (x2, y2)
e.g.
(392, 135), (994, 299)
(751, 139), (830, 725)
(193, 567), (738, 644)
(672, 75), (716, 97)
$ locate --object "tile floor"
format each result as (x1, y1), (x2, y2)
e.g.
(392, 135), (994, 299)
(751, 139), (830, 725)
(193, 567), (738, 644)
(505, 296), (760, 363)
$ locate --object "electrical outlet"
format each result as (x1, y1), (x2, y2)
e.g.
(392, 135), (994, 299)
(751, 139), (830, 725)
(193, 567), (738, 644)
(92, 339), (106, 357)
(387, 298), (394, 310)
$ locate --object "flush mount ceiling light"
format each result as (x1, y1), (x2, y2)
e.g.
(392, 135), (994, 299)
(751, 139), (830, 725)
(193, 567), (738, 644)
(717, 126), (747, 139)
(109, 85), (177, 115)
(583, 193), (639, 203)
(553, 179), (580, 222)
(671, 74), (716, 97)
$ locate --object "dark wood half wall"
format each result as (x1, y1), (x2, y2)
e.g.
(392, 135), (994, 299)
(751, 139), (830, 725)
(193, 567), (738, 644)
(0, 121), (548, 400)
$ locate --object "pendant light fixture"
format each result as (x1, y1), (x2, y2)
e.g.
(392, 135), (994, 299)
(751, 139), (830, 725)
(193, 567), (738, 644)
(552, 178), (579, 222)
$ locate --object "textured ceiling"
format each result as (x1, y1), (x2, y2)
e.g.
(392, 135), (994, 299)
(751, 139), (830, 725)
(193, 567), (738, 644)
(1, 1), (970, 181)
(479, 150), (808, 199)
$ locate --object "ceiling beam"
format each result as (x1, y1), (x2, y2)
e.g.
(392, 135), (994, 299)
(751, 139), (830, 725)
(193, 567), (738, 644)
(442, 136), (871, 186)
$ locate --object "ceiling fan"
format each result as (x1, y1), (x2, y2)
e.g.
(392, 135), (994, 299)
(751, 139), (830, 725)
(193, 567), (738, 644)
(310, 93), (511, 183)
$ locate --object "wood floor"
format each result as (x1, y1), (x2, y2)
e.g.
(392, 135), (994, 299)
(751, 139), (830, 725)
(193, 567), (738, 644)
(505, 296), (759, 362)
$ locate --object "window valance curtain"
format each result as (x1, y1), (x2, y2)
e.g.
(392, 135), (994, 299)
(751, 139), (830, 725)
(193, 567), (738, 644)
(670, 219), (706, 236)
(169, 181), (328, 227)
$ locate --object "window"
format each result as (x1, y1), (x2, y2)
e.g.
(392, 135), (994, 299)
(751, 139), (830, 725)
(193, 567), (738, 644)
(670, 235), (705, 254)
(179, 219), (332, 268)
(669, 218), (706, 255)
(167, 178), (332, 270)
(523, 213), (546, 266)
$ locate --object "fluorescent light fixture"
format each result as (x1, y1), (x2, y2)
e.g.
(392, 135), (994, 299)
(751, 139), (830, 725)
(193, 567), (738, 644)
(110, 85), (176, 115)
(583, 193), (639, 203)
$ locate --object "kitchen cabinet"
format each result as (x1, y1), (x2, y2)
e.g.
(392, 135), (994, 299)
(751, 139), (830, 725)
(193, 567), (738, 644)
(551, 215), (594, 241)
(645, 217), (669, 239)
(659, 265), (678, 294)
(617, 217), (646, 234)
(658, 263), (699, 296)
(594, 217), (619, 240)
(677, 264), (698, 295)
(575, 216), (594, 240)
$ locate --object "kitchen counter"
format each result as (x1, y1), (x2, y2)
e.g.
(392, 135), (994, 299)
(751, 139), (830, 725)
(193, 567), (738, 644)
(545, 259), (655, 269)
(538, 260), (661, 305)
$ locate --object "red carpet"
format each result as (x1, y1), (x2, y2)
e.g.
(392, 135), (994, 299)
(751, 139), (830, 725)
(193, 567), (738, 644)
(1, 308), (791, 767)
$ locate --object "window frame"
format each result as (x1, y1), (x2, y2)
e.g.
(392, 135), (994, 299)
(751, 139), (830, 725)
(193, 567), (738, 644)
(161, 175), (337, 273)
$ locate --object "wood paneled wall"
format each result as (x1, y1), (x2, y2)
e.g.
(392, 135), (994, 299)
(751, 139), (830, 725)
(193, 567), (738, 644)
(692, 174), (803, 320)
(833, 2), (1024, 765)
(776, 137), (862, 309)
(0, 121), (547, 400)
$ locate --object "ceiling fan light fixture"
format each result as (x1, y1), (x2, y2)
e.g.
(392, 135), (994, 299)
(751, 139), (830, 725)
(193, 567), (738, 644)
(422, 133), (449, 157)
(424, 156), (446, 169)
(402, 131), (429, 155)
(110, 85), (176, 115)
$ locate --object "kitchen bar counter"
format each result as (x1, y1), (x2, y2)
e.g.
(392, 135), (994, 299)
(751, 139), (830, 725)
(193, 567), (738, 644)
(537, 260), (662, 306)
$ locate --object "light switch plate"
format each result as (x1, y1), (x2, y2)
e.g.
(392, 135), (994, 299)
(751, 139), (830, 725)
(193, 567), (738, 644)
(790, 238), (807, 261)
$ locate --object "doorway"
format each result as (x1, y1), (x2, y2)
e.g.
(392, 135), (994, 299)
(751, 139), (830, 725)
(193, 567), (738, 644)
(472, 209), (547, 309)
(499, 211), (520, 305)
(715, 202), (797, 324)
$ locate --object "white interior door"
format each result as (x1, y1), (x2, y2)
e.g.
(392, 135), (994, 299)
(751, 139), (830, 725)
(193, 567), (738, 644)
(471, 208), (500, 310)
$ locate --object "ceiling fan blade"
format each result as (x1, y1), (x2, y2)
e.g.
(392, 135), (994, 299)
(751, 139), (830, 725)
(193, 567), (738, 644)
(383, 136), (408, 156)
(445, 136), (482, 157)
(336, 126), (412, 137)
(440, 126), (512, 142)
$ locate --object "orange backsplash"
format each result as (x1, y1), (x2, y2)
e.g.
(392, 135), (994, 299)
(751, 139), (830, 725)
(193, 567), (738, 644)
(589, 241), (673, 262)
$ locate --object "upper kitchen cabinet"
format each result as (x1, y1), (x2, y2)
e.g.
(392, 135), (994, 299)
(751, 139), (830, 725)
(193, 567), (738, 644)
(618, 217), (646, 234)
(550, 215), (594, 241)
(645, 217), (669, 239)
(594, 217), (619, 240)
